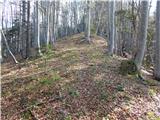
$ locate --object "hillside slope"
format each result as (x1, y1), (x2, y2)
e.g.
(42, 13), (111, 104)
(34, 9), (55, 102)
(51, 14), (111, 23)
(1, 34), (160, 120)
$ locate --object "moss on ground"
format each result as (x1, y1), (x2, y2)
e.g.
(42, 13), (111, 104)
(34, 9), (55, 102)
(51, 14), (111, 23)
(119, 60), (138, 75)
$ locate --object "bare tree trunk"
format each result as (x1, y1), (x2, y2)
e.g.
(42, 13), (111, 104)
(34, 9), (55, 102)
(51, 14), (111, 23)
(85, 0), (91, 42)
(154, 1), (160, 80)
(35, 1), (42, 55)
(108, 0), (115, 55)
(18, 1), (22, 53)
(51, 0), (56, 46)
(26, 1), (30, 58)
(96, 7), (103, 35)
(73, 1), (78, 34)
(0, 30), (2, 62)
(134, 0), (149, 70)
(21, 1), (26, 58)
(1, 1), (5, 62)
(55, 0), (60, 41)
(47, 2), (51, 47)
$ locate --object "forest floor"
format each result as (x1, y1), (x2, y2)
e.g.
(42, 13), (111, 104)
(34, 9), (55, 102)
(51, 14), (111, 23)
(1, 33), (160, 120)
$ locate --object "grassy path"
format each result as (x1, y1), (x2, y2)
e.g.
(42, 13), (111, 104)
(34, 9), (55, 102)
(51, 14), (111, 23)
(1, 34), (160, 120)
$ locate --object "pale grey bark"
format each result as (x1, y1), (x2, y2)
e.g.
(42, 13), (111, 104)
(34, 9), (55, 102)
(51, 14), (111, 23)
(21, 1), (26, 58)
(36, 1), (42, 55)
(96, 4), (103, 35)
(73, 1), (78, 34)
(26, 1), (30, 58)
(134, 0), (149, 70)
(50, 1), (56, 45)
(55, 0), (60, 40)
(85, 0), (91, 42)
(18, 1), (22, 52)
(47, 2), (51, 46)
(154, 1), (160, 80)
(1, 2), (4, 61)
(0, 30), (2, 62)
(108, 0), (115, 55)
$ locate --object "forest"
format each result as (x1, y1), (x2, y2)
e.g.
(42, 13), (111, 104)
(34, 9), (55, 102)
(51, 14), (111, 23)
(1, 0), (160, 120)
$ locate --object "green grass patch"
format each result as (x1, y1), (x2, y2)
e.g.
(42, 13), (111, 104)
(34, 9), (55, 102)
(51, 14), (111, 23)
(148, 89), (157, 96)
(119, 60), (138, 75)
(116, 84), (124, 92)
(40, 73), (61, 85)
(146, 111), (160, 120)
(61, 51), (78, 61)
(99, 92), (108, 101)
(21, 110), (32, 120)
(68, 88), (80, 97)
(65, 115), (72, 120)
(88, 51), (104, 60)
(145, 79), (159, 86)
(30, 99), (40, 105)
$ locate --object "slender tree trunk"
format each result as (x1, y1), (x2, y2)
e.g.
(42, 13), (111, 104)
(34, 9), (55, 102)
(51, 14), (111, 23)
(36, 1), (42, 55)
(55, 0), (60, 41)
(47, 2), (51, 47)
(134, 0), (149, 70)
(0, 30), (2, 62)
(73, 1), (78, 34)
(26, 1), (30, 58)
(154, 1), (160, 80)
(1, 2), (5, 61)
(18, 2), (22, 52)
(21, 1), (26, 58)
(108, 0), (115, 55)
(85, 0), (91, 42)
(10, 4), (13, 44)
(96, 4), (103, 35)
(51, 1), (56, 46)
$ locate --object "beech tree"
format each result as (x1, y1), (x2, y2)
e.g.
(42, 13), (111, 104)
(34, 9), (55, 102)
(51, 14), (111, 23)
(134, 0), (149, 70)
(47, 1), (51, 46)
(154, 1), (160, 80)
(108, 0), (115, 55)
(26, 1), (30, 58)
(85, 0), (91, 42)
(35, 1), (42, 55)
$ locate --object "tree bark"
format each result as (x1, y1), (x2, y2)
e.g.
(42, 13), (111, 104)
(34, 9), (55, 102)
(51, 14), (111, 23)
(21, 1), (26, 58)
(47, 2), (51, 46)
(134, 0), (149, 70)
(36, 1), (42, 55)
(154, 1), (160, 80)
(26, 1), (30, 58)
(85, 0), (91, 42)
(108, 0), (115, 55)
